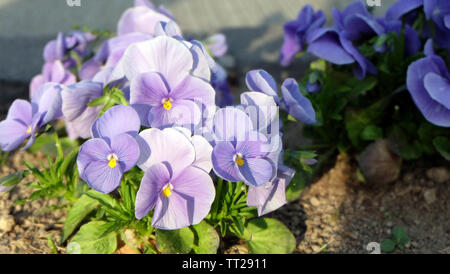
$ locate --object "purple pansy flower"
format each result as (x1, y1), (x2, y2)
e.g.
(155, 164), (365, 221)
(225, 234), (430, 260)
(281, 78), (316, 125)
(62, 81), (104, 140)
(134, 127), (215, 230)
(280, 5), (325, 67)
(406, 39), (450, 127)
(211, 108), (276, 187)
(333, 0), (385, 41)
(245, 69), (280, 103)
(29, 60), (76, 98)
(110, 36), (215, 129)
(385, 0), (423, 21)
(44, 31), (96, 64)
(247, 164), (295, 216)
(306, 28), (376, 80)
(0, 83), (63, 151)
(77, 105), (141, 193)
(117, 0), (180, 37)
(424, 0), (450, 52)
(212, 64), (233, 107)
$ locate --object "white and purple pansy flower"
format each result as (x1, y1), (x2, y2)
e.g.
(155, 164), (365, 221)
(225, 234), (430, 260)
(134, 127), (215, 230)
(77, 105), (141, 194)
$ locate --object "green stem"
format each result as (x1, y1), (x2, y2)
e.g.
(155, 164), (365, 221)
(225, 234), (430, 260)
(54, 132), (64, 159)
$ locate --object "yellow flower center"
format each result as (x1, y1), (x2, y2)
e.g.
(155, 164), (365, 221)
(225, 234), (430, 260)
(234, 153), (245, 167)
(107, 154), (118, 169)
(26, 125), (32, 134)
(162, 183), (173, 197)
(162, 99), (172, 110)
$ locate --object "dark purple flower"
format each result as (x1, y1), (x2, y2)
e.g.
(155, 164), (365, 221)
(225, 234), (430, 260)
(385, 0), (423, 21)
(280, 5), (325, 67)
(424, 0), (450, 52)
(247, 164), (295, 216)
(134, 127), (215, 229)
(77, 105), (141, 193)
(407, 39), (450, 127)
(376, 19), (421, 57)
(211, 64), (233, 107)
(333, 0), (385, 41)
(281, 78), (316, 125)
(306, 28), (376, 79)
(0, 83), (63, 151)
(211, 108), (276, 187)
(29, 60), (76, 97)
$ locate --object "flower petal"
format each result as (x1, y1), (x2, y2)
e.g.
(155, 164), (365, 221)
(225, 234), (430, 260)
(135, 162), (171, 219)
(91, 105), (141, 140)
(130, 71), (169, 106)
(238, 157), (276, 187)
(211, 141), (241, 182)
(111, 133), (140, 172)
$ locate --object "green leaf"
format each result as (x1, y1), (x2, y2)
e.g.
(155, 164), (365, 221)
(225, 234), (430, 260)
(0, 170), (30, 188)
(433, 136), (450, 160)
(381, 239), (396, 253)
(28, 135), (78, 156)
(155, 227), (194, 254)
(360, 125), (383, 141)
(191, 221), (220, 254)
(393, 227), (407, 244)
(61, 193), (100, 243)
(69, 221), (117, 254)
(285, 172), (306, 202)
(349, 77), (378, 95)
(388, 125), (422, 160)
(243, 218), (296, 254)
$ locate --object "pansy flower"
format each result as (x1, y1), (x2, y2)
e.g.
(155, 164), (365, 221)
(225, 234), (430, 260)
(281, 78), (317, 125)
(110, 36), (215, 129)
(135, 127), (215, 230)
(0, 83), (63, 151)
(211, 108), (276, 187)
(280, 5), (325, 67)
(117, 0), (180, 37)
(77, 105), (141, 193)
(29, 60), (76, 97)
(406, 40), (450, 127)
(247, 164), (295, 216)
(62, 81), (104, 140)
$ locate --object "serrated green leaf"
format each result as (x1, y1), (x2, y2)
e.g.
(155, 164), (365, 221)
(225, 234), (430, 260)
(61, 193), (100, 243)
(191, 221), (220, 254)
(243, 218), (296, 254)
(69, 221), (117, 254)
(155, 227), (194, 254)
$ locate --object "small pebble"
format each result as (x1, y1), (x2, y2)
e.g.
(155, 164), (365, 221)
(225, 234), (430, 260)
(0, 215), (15, 233)
(423, 189), (437, 204)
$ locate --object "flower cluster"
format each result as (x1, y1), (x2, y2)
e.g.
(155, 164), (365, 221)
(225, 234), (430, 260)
(281, 0), (450, 127)
(0, 0), (302, 233)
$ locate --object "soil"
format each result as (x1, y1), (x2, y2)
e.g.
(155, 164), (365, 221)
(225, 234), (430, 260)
(1, 150), (448, 254)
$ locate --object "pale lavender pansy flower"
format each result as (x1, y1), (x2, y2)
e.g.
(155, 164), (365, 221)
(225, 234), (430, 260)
(205, 33), (228, 58)
(79, 33), (152, 81)
(62, 81), (104, 140)
(44, 31), (96, 64)
(110, 36), (215, 129)
(77, 105), (141, 194)
(134, 127), (215, 230)
(247, 164), (295, 216)
(211, 108), (276, 187)
(0, 83), (63, 151)
(117, 0), (180, 37)
(280, 5), (325, 67)
(406, 39), (450, 127)
(281, 78), (316, 125)
(29, 60), (76, 98)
